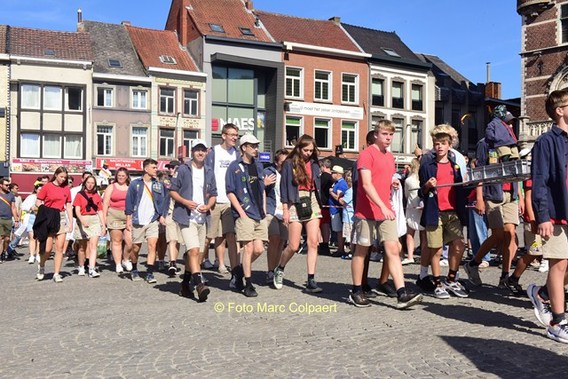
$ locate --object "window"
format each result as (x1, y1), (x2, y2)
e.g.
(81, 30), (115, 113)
(43, 86), (62, 110)
(66, 87), (82, 111)
(97, 87), (114, 107)
(108, 59), (122, 68)
(183, 90), (199, 117)
(159, 55), (177, 65)
(132, 127), (147, 157)
(341, 121), (357, 151)
(209, 23), (225, 33)
(314, 118), (331, 149)
(371, 79), (384, 107)
(183, 130), (200, 156)
(391, 117), (405, 153)
(341, 74), (357, 104)
(392, 81), (404, 109)
(159, 129), (175, 157)
(410, 120), (423, 151)
(562, 4), (568, 43)
(382, 48), (401, 58)
(411, 84), (423, 111)
(314, 70), (331, 101)
(20, 133), (40, 157)
(21, 84), (40, 109)
(285, 116), (302, 147)
(160, 88), (175, 114)
(44, 48), (55, 56)
(240, 27), (254, 36)
(43, 134), (61, 158)
(97, 125), (113, 156)
(64, 135), (82, 159)
(285, 67), (302, 98)
(132, 89), (147, 110)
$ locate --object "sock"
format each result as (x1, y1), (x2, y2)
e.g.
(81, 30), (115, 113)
(500, 271), (508, 279)
(132, 262), (138, 271)
(419, 266), (429, 280)
(509, 275), (520, 283)
(147, 264), (154, 274)
(396, 287), (406, 298)
(278, 265), (285, 272)
(352, 285), (362, 293)
(469, 260), (480, 267)
(551, 312), (565, 326)
(539, 286), (550, 301)
(308, 274), (315, 281)
(245, 277), (252, 287)
(447, 269), (457, 283)
(434, 276), (441, 287)
(182, 271), (191, 284)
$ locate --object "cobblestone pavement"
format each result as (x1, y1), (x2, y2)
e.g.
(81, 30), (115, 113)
(1, 246), (568, 378)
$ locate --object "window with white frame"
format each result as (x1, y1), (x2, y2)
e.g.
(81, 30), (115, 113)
(97, 87), (114, 107)
(159, 129), (175, 157)
(160, 88), (175, 115)
(371, 78), (384, 106)
(131, 89), (147, 110)
(341, 121), (357, 151)
(314, 118), (331, 149)
(97, 125), (113, 156)
(65, 87), (83, 111)
(391, 117), (405, 153)
(21, 84), (40, 109)
(285, 67), (302, 98)
(392, 81), (404, 109)
(64, 135), (83, 159)
(285, 116), (302, 147)
(183, 130), (200, 157)
(183, 90), (199, 117)
(410, 119), (423, 150)
(341, 74), (357, 104)
(314, 70), (331, 101)
(20, 133), (40, 157)
(43, 86), (62, 110)
(43, 134), (61, 158)
(411, 84), (423, 111)
(132, 127), (147, 157)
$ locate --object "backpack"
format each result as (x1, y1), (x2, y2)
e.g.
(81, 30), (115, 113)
(73, 191), (98, 219)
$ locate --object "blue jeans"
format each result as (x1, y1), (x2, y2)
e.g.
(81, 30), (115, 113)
(468, 207), (490, 262)
(8, 234), (22, 252)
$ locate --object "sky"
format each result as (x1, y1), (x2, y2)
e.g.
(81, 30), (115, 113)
(0, 0), (521, 99)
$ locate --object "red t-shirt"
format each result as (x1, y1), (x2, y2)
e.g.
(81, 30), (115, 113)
(298, 161), (314, 191)
(37, 182), (71, 211)
(73, 191), (103, 216)
(436, 161), (456, 211)
(355, 145), (395, 220)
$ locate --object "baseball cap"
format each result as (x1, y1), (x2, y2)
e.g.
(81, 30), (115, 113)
(166, 160), (180, 168)
(331, 165), (344, 174)
(240, 134), (260, 145)
(191, 139), (208, 150)
(503, 112), (516, 123)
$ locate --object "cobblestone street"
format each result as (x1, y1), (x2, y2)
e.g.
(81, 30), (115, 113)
(1, 247), (568, 378)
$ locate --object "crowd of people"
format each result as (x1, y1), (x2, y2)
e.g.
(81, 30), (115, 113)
(2, 90), (568, 343)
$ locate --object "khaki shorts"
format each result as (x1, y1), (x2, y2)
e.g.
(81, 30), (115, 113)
(524, 223), (543, 256)
(0, 218), (11, 237)
(496, 145), (519, 160)
(132, 220), (159, 244)
(486, 192), (519, 229)
(289, 191), (321, 223)
(235, 217), (268, 242)
(57, 212), (68, 235)
(542, 224), (568, 260)
(207, 203), (235, 239)
(343, 222), (352, 243)
(267, 214), (288, 240)
(74, 215), (102, 240)
(165, 214), (182, 243)
(107, 207), (127, 230)
(180, 222), (206, 252)
(353, 218), (398, 247)
(426, 211), (463, 248)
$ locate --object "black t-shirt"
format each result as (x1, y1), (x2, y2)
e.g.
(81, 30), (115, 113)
(246, 162), (263, 214)
(320, 172), (333, 204)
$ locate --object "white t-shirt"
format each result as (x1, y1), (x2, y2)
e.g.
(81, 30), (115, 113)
(274, 170), (283, 219)
(137, 180), (155, 225)
(189, 166), (206, 225)
(213, 144), (238, 203)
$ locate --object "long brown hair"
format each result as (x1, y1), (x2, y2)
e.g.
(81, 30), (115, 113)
(288, 134), (319, 187)
(50, 166), (69, 187)
(81, 175), (99, 194)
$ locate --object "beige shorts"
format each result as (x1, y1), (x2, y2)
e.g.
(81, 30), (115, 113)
(289, 191), (321, 223)
(486, 192), (519, 229)
(107, 207), (127, 230)
(524, 223), (543, 256)
(343, 222), (352, 243)
(267, 214), (288, 240)
(426, 211), (463, 248)
(74, 214), (103, 240)
(353, 218), (398, 247)
(165, 214), (182, 243)
(132, 220), (159, 244)
(542, 224), (568, 260)
(57, 212), (68, 235)
(496, 145), (519, 160)
(180, 222), (206, 252)
(235, 217), (268, 242)
(207, 203), (235, 239)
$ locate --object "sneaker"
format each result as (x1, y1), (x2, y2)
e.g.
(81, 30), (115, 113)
(146, 272), (157, 284)
(539, 259), (549, 273)
(463, 261), (482, 286)
(416, 276), (436, 292)
(479, 260), (490, 269)
(498, 275), (509, 289)
(373, 281), (398, 298)
(439, 259), (449, 267)
(179, 282), (194, 299)
(122, 260), (133, 272)
(396, 290), (423, 309)
(218, 264), (229, 274)
(229, 266), (244, 291)
(362, 284), (378, 299)
(36, 266), (45, 281)
(77, 266), (86, 276)
(156, 261), (164, 272)
(28, 255), (35, 264)
(369, 252), (381, 262)
(53, 273), (63, 283)
(131, 270), (142, 281)
(168, 263), (177, 277)
(0, 251), (6, 262)
(243, 285), (258, 297)
(434, 286), (451, 299)
(89, 268), (100, 278)
(341, 253), (353, 260)
(348, 291), (371, 308)
(273, 267), (284, 290)
(115, 264), (124, 274)
(504, 277), (523, 297)
(401, 258), (414, 265)
(305, 278), (323, 293)
(443, 279), (469, 298)
(195, 283), (210, 302)
(527, 284), (553, 327)
(266, 271), (274, 285)
(35, 254), (41, 263)
(201, 259), (214, 270)
(547, 320), (568, 343)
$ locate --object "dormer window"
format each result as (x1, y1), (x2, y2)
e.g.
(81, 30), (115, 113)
(240, 27), (254, 36)
(44, 48), (55, 56)
(108, 59), (122, 68)
(160, 55), (177, 65)
(382, 48), (401, 58)
(209, 23), (225, 33)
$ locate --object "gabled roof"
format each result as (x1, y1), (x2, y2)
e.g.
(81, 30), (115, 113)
(126, 25), (198, 72)
(0, 25), (7, 54)
(81, 21), (146, 77)
(9, 27), (93, 61)
(185, 0), (272, 42)
(256, 11), (361, 53)
(417, 53), (470, 85)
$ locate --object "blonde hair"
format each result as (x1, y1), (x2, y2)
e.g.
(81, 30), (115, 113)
(375, 119), (395, 133)
(409, 158), (420, 176)
(430, 123), (457, 145)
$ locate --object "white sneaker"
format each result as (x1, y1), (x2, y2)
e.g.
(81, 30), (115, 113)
(116, 264), (124, 274)
(539, 259), (549, 273)
(122, 260), (133, 272)
(77, 266), (86, 276)
(218, 264), (229, 274)
(35, 255), (41, 263)
(53, 273), (63, 283)
(202, 259), (214, 269)
(440, 259), (449, 267)
(36, 266), (45, 281)
(28, 255), (35, 264)
(89, 268), (100, 278)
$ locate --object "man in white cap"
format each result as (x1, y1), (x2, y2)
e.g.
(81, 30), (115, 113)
(329, 165), (347, 256)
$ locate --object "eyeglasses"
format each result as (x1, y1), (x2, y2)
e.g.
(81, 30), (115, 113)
(246, 144), (259, 149)
(224, 133), (239, 137)
(558, 104), (568, 109)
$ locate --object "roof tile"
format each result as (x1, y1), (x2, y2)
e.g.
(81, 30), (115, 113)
(9, 27), (93, 61)
(0, 25), (7, 54)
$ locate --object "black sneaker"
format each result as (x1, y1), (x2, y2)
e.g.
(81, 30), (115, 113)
(373, 281), (398, 297)
(305, 278), (323, 293)
(505, 277), (523, 297)
(229, 265), (245, 291)
(168, 263), (177, 277)
(416, 275), (436, 292)
(243, 285), (258, 297)
(179, 282), (195, 299)
(396, 290), (423, 310)
(362, 284), (378, 299)
(0, 251), (6, 263)
(195, 283), (210, 302)
(348, 291), (371, 308)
